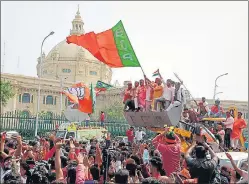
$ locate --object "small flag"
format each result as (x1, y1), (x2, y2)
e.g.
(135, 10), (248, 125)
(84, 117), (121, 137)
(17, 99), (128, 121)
(96, 80), (113, 89)
(152, 69), (159, 77)
(95, 80), (113, 95)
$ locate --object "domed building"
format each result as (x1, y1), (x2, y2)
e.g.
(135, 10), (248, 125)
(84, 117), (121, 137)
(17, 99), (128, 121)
(36, 7), (112, 84)
(1, 7), (113, 116)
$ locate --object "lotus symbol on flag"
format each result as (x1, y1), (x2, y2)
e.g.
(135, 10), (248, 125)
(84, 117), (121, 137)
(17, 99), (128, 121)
(67, 87), (85, 100)
(62, 82), (94, 119)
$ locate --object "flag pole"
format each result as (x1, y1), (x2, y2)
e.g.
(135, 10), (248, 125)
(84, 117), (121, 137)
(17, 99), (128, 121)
(139, 64), (146, 76)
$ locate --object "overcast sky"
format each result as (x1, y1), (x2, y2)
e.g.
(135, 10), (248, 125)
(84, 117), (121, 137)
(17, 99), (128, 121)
(1, 1), (248, 101)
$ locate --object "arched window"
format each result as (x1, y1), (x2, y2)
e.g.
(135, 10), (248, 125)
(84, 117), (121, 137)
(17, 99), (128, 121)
(46, 95), (54, 105)
(22, 93), (31, 103)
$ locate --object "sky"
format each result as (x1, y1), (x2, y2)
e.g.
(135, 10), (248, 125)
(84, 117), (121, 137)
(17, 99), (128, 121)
(1, 1), (248, 101)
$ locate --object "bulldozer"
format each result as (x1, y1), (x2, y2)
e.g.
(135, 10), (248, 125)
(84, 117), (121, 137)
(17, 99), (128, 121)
(124, 105), (220, 153)
(124, 105), (247, 152)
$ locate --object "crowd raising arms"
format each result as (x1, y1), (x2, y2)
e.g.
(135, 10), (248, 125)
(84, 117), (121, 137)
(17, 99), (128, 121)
(123, 70), (185, 112)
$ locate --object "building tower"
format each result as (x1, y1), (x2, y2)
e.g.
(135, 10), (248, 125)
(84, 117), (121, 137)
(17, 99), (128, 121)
(70, 5), (85, 35)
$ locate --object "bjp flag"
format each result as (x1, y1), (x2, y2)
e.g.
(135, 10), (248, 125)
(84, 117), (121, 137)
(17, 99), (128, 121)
(62, 82), (93, 114)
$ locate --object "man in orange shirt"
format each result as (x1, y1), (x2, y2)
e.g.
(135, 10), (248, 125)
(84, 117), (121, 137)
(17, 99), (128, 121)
(152, 78), (163, 110)
(231, 112), (247, 150)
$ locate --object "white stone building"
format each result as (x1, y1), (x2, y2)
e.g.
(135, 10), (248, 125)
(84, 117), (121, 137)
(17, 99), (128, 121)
(1, 7), (112, 116)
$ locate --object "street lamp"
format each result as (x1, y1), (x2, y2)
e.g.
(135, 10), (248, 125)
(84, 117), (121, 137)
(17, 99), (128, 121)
(213, 73), (228, 100)
(60, 77), (68, 114)
(215, 92), (223, 96)
(35, 31), (55, 136)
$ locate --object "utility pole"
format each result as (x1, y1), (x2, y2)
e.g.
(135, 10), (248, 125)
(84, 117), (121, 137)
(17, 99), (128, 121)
(213, 73), (228, 100)
(35, 31), (55, 136)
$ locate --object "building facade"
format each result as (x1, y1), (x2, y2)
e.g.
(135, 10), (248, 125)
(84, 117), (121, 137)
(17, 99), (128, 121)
(1, 7), (113, 117)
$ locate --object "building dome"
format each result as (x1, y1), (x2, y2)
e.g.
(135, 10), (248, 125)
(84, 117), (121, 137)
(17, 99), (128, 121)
(46, 40), (98, 61)
(36, 6), (112, 85)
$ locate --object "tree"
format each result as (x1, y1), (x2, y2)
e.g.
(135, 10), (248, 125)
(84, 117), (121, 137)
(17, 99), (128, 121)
(0, 80), (15, 106)
(103, 101), (125, 121)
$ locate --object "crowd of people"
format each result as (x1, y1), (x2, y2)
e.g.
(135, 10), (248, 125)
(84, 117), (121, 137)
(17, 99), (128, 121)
(122, 70), (247, 152)
(123, 71), (185, 112)
(122, 71), (227, 120)
(0, 124), (248, 184)
(181, 100), (247, 151)
(0, 71), (247, 184)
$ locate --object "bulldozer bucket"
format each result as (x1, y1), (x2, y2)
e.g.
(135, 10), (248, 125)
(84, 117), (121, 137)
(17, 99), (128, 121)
(124, 105), (182, 127)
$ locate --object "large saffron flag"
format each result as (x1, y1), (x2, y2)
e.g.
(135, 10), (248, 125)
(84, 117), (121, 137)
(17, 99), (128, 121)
(62, 82), (93, 114)
(66, 21), (141, 68)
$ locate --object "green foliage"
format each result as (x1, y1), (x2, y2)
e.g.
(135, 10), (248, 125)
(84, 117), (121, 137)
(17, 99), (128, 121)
(103, 101), (125, 120)
(0, 80), (15, 107)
